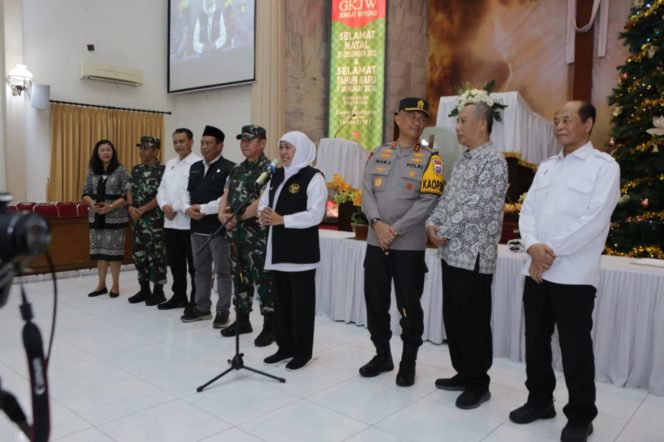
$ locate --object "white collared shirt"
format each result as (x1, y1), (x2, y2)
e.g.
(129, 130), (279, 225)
(519, 142), (620, 288)
(156, 151), (202, 230)
(258, 173), (327, 272)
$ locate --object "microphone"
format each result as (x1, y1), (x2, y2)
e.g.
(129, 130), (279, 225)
(255, 158), (279, 186)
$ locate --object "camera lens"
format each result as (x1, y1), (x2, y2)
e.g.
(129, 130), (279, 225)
(0, 212), (51, 262)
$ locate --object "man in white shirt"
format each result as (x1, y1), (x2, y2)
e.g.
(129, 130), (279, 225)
(156, 128), (201, 311)
(509, 101), (620, 442)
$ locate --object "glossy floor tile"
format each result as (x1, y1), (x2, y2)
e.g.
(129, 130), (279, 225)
(0, 269), (661, 441)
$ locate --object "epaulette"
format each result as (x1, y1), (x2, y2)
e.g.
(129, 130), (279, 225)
(591, 149), (616, 162)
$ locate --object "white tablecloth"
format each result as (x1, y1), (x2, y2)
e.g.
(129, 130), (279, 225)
(316, 138), (370, 189)
(436, 91), (559, 165)
(315, 231), (664, 395)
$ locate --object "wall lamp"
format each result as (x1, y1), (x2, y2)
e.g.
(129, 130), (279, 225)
(6, 64), (33, 96)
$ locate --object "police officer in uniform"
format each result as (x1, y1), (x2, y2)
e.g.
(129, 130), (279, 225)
(359, 97), (444, 386)
(127, 136), (168, 305)
(218, 125), (275, 347)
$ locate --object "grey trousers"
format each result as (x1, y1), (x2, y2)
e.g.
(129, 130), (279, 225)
(190, 233), (232, 313)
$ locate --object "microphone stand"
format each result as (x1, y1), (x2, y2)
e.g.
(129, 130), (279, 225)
(196, 184), (286, 392)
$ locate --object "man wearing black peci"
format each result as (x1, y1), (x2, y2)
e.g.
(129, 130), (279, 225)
(180, 125), (235, 328)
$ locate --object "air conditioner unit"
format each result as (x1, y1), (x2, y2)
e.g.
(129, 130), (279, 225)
(80, 60), (143, 86)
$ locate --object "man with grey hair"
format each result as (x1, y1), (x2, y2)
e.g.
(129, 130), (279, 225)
(426, 98), (508, 409)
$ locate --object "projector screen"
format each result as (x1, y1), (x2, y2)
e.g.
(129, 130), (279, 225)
(168, 0), (256, 93)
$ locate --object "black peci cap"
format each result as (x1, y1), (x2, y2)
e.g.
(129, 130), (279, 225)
(202, 125), (225, 143)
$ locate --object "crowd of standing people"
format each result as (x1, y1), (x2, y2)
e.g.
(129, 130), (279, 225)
(81, 94), (618, 442)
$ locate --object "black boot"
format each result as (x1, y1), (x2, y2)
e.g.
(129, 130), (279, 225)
(221, 311), (253, 337)
(359, 346), (394, 377)
(396, 345), (418, 387)
(128, 282), (150, 304)
(146, 284), (167, 306)
(254, 312), (276, 347)
(158, 294), (188, 310)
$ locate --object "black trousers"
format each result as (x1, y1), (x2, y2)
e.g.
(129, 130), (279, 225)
(363, 245), (426, 355)
(273, 269), (316, 360)
(523, 277), (598, 424)
(164, 228), (196, 302)
(441, 258), (493, 393)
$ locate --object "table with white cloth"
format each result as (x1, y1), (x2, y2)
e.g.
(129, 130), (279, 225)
(315, 230), (664, 395)
(316, 138), (369, 189)
(436, 91), (559, 165)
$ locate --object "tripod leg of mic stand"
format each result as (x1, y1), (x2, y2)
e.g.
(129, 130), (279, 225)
(241, 365), (286, 383)
(196, 366), (236, 392)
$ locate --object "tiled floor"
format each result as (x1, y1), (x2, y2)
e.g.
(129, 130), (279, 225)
(1, 269), (662, 441)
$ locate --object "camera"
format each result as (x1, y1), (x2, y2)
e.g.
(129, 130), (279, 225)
(0, 192), (51, 307)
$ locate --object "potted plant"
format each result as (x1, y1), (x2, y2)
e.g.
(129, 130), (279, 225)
(331, 174), (368, 237)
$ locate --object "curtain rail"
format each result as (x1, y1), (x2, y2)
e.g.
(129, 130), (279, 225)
(49, 100), (172, 115)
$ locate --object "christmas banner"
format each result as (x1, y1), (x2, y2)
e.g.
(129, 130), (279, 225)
(328, 0), (386, 150)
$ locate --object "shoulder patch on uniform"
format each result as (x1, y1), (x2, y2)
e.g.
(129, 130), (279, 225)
(420, 153), (444, 195)
(591, 149), (615, 162)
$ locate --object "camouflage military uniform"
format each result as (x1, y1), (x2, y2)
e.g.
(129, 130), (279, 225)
(226, 153), (273, 314)
(131, 162), (167, 286)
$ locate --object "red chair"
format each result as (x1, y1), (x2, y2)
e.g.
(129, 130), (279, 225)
(33, 203), (59, 218)
(6, 205), (17, 213)
(56, 201), (78, 217)
(77, 203), (90, 217)
(16, 202), (36, 212)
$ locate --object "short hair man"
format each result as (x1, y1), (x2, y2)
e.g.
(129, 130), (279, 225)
(359, 97), (444, 387)
(127, 136), (168, 305)
(180, 125), (235, 328)
(426, 98), (508, 409)
(509, 101), (620, 442)
(218, 125), (275, 347)
(156, 128), (202, 311)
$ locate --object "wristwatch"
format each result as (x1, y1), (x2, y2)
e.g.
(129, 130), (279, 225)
(370, 217), (381, 226)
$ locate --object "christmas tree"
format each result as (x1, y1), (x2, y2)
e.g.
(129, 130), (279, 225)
(606, 0), (664, 259)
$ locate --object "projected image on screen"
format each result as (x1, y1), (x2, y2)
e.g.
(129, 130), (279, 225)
(168, 0), (255, 93)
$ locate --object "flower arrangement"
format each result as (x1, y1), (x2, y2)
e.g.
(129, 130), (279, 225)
(504, 192), (528, 214)
(331, 174), (368, 225)
(448, 80), (507, 122)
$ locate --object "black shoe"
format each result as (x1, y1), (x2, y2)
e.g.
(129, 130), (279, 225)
(213, 311), (230, 328)
(145, 286), (166, 306)
(88, 287), (108, 297)
(435, 375), (466, 391)
(395, 361), (416, 387)
(359, 353), (394, 378)
(128, 283), (150, 304)
(455, 390), (491, 409)
(509, 403), (556, 424)
(286, 356), (311, 371)
(561, 422), (593, 442)
(254, 313), (275, 347)
(128, 291), (147, 303)
(158, 296), (187, 310)
(109, 291), (119, 298)
(264, 350), (293, 364)
(181, 308), (212, 322)
(220, 319), (253, 337)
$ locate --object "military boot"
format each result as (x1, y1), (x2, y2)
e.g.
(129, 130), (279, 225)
(254, 312), (275, 347)
(221, 311), (253, 337)
(128, 282), (150, 304)
(146, 284), (167, 306)
(359, 346), (394, 377)
(396, 345), (418, 387)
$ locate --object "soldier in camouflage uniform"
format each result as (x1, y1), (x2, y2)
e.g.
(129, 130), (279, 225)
(128, 136), (168, 306)
(218, 125), (275, 347)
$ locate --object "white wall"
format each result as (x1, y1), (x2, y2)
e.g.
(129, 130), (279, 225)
(6, 0), (251, 201)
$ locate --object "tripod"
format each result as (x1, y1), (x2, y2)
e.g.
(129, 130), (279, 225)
(196, 186), (285, 392)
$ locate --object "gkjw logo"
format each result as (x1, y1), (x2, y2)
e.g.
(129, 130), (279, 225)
(339, 0), (378, 11)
